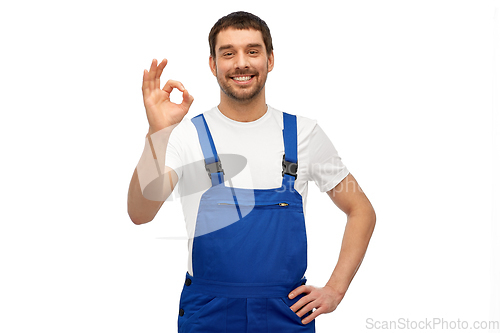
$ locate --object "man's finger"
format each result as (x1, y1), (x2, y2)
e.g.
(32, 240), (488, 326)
(142, 69), (150, 95)
(288, 285), (309, 299)
(180, 89), (194, 110)
(148, 59), (158, 92)
(295, 298), (317, 318)
(162, 79), (186, 94)
(301, 307), (322, 325)
(289, 294), (312, 313)
(155, 58), (168, 90)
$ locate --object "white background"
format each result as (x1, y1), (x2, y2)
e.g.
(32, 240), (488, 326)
(1, 0), (499, 332)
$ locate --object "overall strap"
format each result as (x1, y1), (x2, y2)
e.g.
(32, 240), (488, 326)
(282, 112), (298, 184)
(191, 114), (225, 186)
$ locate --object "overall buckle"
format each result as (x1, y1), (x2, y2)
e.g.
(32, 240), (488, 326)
(282, 155), (298, 179)
(205, 160), (224, 179)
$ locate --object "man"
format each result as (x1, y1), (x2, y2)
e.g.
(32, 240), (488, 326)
(128, 11), (375, 332)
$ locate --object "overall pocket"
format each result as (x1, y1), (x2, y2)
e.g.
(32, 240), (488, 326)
(266, 295), (315, 332)
(178, 288), (227, 333)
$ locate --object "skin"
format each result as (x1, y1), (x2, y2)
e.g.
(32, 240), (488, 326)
(142, 58), (194, 133)
(209, 27), (274, 122)
(139, 27), (376, 325)
(288, 173), (376, 324)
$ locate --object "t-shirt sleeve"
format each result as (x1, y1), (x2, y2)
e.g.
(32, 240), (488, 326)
(305, 123), (349, 192)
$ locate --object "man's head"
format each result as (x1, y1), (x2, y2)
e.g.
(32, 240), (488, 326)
(208, 11), (274, 103)
(208, 11), (273, 60)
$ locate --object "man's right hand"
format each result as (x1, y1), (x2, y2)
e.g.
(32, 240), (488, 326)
(142, 58), (194, 134)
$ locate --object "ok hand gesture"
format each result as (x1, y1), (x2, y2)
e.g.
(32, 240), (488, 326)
(142, 58), (194, 134)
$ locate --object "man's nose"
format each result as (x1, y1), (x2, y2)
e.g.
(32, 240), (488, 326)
(234, 53), (250, 69)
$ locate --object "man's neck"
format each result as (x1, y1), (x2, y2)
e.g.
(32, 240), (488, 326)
(217, 91), (268, 122)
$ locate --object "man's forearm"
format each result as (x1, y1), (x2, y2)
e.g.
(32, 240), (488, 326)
(325, 207), (376, 296)
(127, 125), (175, 224)
(136, 126), (173, 195)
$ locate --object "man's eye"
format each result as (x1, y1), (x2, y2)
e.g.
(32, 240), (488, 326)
(249, 50), (258, 55)
(224, 52), (233, 56)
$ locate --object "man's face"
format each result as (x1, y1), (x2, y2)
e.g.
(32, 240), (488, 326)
(210, 28), (274, 102)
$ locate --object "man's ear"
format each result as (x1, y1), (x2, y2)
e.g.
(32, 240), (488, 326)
(267, 51), (274, 73)
(209, 56), (217, 76)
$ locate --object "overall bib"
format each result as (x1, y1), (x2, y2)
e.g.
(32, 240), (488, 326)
(177, 112), (315, 332)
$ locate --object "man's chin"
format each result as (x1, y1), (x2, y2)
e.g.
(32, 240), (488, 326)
(221, 88), (258, 102)
(217, 78), (265, 103)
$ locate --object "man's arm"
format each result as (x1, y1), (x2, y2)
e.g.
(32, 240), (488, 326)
(127, 128), (179, 225)
(127, 58), (194, 225)
(288, 173), (376, 324)
(324, 172), (376, 295)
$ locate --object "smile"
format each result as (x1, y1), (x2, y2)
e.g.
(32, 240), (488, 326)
(231, 75), (255, 84)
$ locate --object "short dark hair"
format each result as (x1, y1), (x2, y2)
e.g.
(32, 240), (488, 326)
(208, 11), (273, 59)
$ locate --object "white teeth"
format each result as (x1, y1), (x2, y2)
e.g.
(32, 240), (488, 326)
(233, 76), (252, 81)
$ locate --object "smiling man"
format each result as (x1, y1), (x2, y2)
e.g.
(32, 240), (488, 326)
(211, 28), (271, 104)
(209, 23), (274, 122)
(128, 11), (376, 333)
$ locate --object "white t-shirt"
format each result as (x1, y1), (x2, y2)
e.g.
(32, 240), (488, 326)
(165, 105), (349, 275)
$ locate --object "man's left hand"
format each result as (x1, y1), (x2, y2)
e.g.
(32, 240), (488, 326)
(288, 284), (344, 325)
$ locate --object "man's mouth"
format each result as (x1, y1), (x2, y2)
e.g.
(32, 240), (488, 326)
(230, 75), (255, 84)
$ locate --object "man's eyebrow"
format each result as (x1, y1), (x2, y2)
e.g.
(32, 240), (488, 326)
(218, 44), (234, 52)
(246, 43), (263, 49)
(218, 43), (264, 52)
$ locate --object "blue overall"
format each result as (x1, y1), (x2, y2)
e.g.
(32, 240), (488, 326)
(177, 112), (315, 332)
